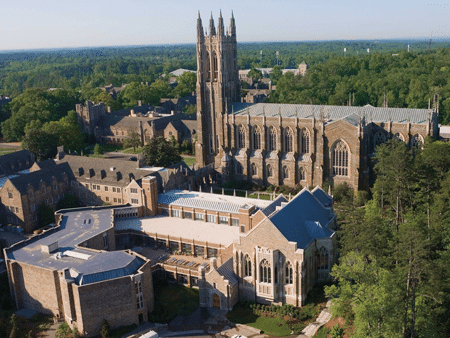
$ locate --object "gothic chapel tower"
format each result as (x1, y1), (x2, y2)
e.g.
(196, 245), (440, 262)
(196, 11), (240, 167)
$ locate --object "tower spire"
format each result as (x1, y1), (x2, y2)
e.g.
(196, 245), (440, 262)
(209, 12), (216, 36)
(229, 10), (236, 37)
(197, 11), (204, 39)
(218, 10), (224, 36)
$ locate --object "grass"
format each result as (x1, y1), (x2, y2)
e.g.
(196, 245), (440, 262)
(227, 308), (293, 336)
(248, 193), (272, 200)
(122, 147), (143, 154)
(182, 156), (196, 167)
(0, 147), (16, 155)
(149, 280), (199, 323)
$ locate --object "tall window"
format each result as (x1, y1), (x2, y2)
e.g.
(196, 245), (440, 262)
(373, 131), (386, 151)
(285, 262), (293, 284)
(411, 134), (424, 149)
(282, 165), (290, 179)
(237, 125), (246, 149)
(266, 164), (274, 177)
(236, 162), (243, 175)
(259, 259), (271, 283)
(212, 51), (218, 80)
(332, 140), (349, 177)
(268, 126), (277, 151)
(206, 52), (211, 80)
(284, 127), (293, 153)
(252, 126), (261, 150)
(251, 163), (258, 176)
(300, 128), (310, 154)
(318, 247), (329, 270)
(244, 254), (252, 277)
(298, 166), (306, 181)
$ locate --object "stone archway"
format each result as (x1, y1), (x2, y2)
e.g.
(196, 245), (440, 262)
(212, 293), (221, 308)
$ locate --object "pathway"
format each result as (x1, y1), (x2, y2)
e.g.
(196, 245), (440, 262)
(298, 300), (333, 338)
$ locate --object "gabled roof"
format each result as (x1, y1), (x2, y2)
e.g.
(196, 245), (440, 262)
(311, 186), (333, 208)
(0, 150), (34, 177)
(269, 188), (334, 249)
(57, 154), (152, 187)
(216, 257), (238, 286)
(261, 195), (288, 217)
(8, 162), (74, 194)
(231, 102), (431, 125)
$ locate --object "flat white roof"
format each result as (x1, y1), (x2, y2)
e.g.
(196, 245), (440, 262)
(157, 190), (273, 214)
(115, 215), (240, 247)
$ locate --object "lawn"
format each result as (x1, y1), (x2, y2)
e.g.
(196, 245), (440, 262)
(248, 193), (272, 200)
(149, 280), (199, 323)
(182, 156), (196, 167)
(122, 147), (143, 154)
(0, 147), (16, 155)
(227, 308), (293, 336)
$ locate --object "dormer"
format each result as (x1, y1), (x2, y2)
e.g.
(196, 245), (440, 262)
(78, 167), (84, 177)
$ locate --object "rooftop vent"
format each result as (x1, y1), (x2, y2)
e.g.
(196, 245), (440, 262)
(41, 241), (58, 254)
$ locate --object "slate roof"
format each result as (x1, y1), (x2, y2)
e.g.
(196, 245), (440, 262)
(7, 207), (144, 286)
(157, 190), (273, 214)
(261, 195), (288, 217)
(57, 154), (153, 187)
(0, 150), (34, 177)
(231, 103), (431, 125)
(216, 258), (238, 286)
(8, 162), (74, 194)
(311, 186), (333, 208)
(269, 188), (334, 249)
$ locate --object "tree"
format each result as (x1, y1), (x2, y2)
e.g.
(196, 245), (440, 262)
(173, 71), (196, 97)
(269, 65), (283, 84)
(9, 314), (19, 338)
(56, 193), (80, 210)
(94, 144), (103, 156)
(42, 111), (85, 153)
(22, 128), (58, 161)
(100, 319), (110, 338)
(123, 129), (142, 152)
(247, 68), (263, 81)
(330, 324), (344, 338)
(142, 136), (182, 167)
(38, 203), (54, 229)
(183, 104), (196, 115)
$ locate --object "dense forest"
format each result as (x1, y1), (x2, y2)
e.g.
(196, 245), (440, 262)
(327, 138), (450, 337)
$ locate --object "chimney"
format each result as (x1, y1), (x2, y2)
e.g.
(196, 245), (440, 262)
(210, 257), (217, 269)
(171, 110), (174, 115)
(107, 106), (111, 113)
(138, 100), (142, 106)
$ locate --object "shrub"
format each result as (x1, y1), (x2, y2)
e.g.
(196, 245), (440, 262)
(330, 324), (344, 338)
(72, 327), (82, 338)
(354, 190), (369, 206)
(100, 319), (110, 338)
(332, 182), (354, 204)
(56, 322), (71, 338)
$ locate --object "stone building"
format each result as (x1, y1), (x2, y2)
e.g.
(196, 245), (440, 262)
(4, 206), (154, 337)
(76, 100), (196, 145)
(0, 160), (73, 232)
(195, 13), (439, 191)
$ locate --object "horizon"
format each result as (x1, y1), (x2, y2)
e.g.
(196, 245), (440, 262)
(1, 1), (449, 52)
(1, 36), (450, 55)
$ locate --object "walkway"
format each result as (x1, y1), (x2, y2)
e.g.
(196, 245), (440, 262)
(298, 300), (333, 338)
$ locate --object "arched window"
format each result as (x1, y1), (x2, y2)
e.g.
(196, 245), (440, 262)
(266, 164), (274, 177)
(244, 254), (252, 277)
(282, 165), (290, 179)
(251, 163), (258, 176)
(300, 128), (310, 154)
(373, 131), (386, 150)
(236, 162), (243, 175)
(212, 51), (218, 80)
(411, 134), (424, 149)
(299, 166), (306, 181)
(252, 126), (261, 150)
(237, 125), (246, 149)
(259, 259), (271, 283)
(285, 262), (293, 284)
(319, 247), (329, 270)
(284, 127), (293, 153)
(206, 51), (211, 80)
(268, 126), (277, 151)
(332, 140), (349, 177)
(393, 132), (405, 142)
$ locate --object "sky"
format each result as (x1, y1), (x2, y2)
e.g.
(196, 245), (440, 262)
(1, 0), (449, 51)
